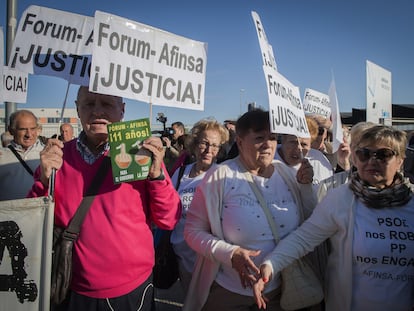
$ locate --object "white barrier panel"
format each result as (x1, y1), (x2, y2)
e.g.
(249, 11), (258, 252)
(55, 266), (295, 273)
(0, 197), (54, 311)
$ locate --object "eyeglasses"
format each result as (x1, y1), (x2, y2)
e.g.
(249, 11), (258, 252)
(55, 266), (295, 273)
(355, 148), (396, 162)
(197, 141), (221, 151)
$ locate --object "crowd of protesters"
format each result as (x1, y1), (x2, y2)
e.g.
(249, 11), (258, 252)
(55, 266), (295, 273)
(1, 89), (413, 310)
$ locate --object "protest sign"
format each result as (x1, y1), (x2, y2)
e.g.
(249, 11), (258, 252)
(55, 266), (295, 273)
(2, 67), (28, 103)
(91, 11), (207, 110)
(251, 12), (308, 137)
(329, 78), (343, 153)
(9, 5), (94, 85)
(251, 11), (277, 71)
(366, 60), (392, 125)
(0, 197), (54, 311)
(302, 88), (331, 119)
(108, 118), (152, 184)
(264, 66), (310, 137)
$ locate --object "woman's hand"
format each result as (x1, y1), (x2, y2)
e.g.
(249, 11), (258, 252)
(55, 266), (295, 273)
(231, 247), (261, 288)
(296, 158), (314, 184)
(143, 136), (165, 179)
(336, 139), (351, 171)
(253, 264), (273, 310)
(39, 138), (64, 187)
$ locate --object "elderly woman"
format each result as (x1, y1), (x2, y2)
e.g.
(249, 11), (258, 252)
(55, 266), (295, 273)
(183, 109), (316, 311)
(253, 125), (414, 311)
(170, 119), (229, 294)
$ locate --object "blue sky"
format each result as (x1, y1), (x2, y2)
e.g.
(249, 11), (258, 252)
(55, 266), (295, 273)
(1, 0), (413, 127)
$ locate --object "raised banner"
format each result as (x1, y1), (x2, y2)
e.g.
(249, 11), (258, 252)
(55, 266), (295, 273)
(9, 5), (94, 85)
(366, 60), (392, 125)
(302, 88), (331, 119)
(0, 197), (54, 311)
(2, 67), (28, 103)
(251, 11), (277, 71)
(328, 79), (343, 153)
(91, 11), (207, 110)
(252, 12), (308, 137)
(264, 66), (310, 137)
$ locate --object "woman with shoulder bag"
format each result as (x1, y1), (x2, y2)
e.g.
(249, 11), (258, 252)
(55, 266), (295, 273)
(183, 110), (318, 311)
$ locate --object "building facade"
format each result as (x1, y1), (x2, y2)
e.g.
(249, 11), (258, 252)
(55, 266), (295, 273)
(0, 108), (80, 138)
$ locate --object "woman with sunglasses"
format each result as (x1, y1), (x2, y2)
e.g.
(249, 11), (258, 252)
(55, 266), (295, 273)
(253, 125), (414, 311)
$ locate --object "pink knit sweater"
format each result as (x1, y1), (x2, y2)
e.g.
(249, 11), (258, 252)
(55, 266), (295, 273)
(28, 140), (181, 298)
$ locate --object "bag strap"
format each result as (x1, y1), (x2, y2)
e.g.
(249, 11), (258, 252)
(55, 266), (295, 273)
(64, 156), (111, 239)
(175, 164), (186, 190)
(244, 171), (281, 243)
(8, 145), (34, 176)
(236, 158), (281, 243)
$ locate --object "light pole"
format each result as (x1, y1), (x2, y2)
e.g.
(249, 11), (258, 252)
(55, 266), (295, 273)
(239, 89), (245, 115)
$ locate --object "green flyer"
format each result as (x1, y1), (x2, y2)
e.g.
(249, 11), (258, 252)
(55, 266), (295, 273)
(107, 118), (152, 184)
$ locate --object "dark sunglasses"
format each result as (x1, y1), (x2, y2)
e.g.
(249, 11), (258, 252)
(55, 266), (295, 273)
(355, 148), (396, 162)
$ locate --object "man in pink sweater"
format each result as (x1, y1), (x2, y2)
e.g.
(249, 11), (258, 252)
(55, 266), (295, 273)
(28, 86), (181, 311)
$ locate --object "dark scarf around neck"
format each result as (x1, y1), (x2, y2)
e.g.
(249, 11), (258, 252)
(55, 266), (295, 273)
(349, 171), (413, 209)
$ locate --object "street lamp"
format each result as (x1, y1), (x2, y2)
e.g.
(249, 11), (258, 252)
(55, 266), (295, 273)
(240, 89), (245, 115)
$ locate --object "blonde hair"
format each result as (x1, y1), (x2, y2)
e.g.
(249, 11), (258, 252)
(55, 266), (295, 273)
(350, 121), (376, 150)
(306, 116), (319, 142)
(357, 125), (407, 158)
(188, 119), (229, 153)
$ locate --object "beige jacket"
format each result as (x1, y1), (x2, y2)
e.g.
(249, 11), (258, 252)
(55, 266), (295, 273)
(183, 157), (317, 311)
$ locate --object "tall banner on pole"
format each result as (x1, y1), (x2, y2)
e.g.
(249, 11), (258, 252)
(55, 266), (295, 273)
(0, 197), (54, 311)
(251, 11), (277, 72)
(328, 78), (343, 153)
(366, 60), (392, 125)
(252, 11), (309, 137)
(91, 11), (207, 111)
(9, 5), (94, 86)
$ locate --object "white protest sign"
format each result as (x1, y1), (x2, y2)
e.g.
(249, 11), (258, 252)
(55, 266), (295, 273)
(264, 66), (310, 137)
(252, 12), (307, 137)
(328, 79), (343, 153)
(366, 60), (392, 125)
(251, 11), (277, 71)
(0, 27), (4, 102)
(9, 5), (94, 85)
(303, 88), (331, 119)
(91, 11), (207, 111)
(2, 67), (28, 103)
(0, 197), (54, 311)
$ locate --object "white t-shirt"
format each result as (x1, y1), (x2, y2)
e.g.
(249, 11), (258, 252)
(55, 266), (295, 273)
(217, 163), (300, 296)
(352, 199), (414, 310)
(170, 163), (208, 273)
